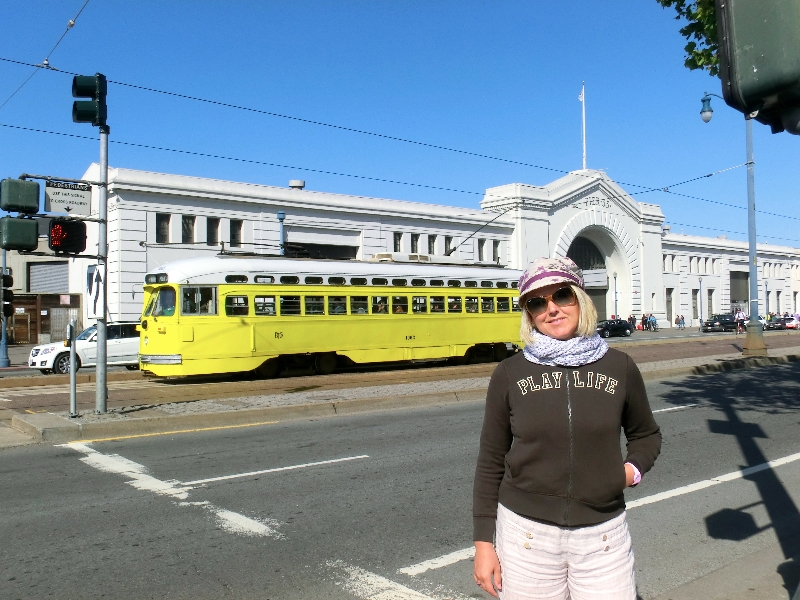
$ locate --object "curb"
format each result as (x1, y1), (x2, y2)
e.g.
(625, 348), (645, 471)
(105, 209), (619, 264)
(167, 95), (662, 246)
(0, 370), (143, 389)
(10, 353), (800, 444)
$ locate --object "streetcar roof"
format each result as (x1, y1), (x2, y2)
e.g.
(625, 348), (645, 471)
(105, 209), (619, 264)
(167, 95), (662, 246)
(145, 254), (523, 286)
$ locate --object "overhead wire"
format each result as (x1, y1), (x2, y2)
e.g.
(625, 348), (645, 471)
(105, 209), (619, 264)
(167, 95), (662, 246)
(0, 1), (91, 112)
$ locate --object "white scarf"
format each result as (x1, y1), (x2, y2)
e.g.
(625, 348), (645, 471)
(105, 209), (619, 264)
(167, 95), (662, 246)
(523, 331), (608, 367)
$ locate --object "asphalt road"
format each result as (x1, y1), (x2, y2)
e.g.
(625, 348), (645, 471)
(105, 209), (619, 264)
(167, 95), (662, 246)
(2, 364), (800, 599)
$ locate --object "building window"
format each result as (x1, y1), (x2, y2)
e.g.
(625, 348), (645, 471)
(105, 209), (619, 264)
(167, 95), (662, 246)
(410, 233), (419, 254)
(182, 216), (195, 244)
(445, 236), (453, 255)
(493, 240), (500, 263)
(428, 235), (437, 255)
(393, 232), (402, 253)
(206, 217), (219, 246)
(708, 289), (715, 314)
(692, 289), (699, 319)
(478, 239), (486, 262)
(156, 213), (170, 244)
(230, 219), (243, 248)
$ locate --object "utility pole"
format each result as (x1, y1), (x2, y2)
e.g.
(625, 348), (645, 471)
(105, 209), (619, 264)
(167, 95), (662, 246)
(743, 117), (767, 356)
(0, 250), (9, 368)
(96, 124), (109, 412)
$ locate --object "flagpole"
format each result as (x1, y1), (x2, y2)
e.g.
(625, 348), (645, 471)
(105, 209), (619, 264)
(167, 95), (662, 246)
(580, 81), (587, 170)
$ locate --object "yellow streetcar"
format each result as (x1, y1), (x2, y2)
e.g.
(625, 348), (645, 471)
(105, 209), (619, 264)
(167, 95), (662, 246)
(138, 253), (523, 377)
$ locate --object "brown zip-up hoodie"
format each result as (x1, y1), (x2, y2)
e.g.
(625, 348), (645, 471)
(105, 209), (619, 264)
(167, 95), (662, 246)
(473, 348), (661, 542)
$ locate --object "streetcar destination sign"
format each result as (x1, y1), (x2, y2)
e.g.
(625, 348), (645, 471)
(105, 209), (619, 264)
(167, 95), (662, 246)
(44, 180), (91, 216)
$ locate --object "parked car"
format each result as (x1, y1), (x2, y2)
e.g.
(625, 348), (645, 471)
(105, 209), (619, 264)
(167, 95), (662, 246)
(28, 322), (141, 374)
(596, 319), (633, 338)
(745, 316), (768, 329)
(701, 314), (737, 333)
(783, 317), (800, 330)
(765, 317), (788, 331)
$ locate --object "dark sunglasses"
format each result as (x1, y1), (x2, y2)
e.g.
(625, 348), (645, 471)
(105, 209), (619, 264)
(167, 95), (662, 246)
(525, 286), (577, 316)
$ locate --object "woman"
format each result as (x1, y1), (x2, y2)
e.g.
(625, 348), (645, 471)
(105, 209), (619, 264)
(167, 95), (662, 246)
(473, 257), (661, 599)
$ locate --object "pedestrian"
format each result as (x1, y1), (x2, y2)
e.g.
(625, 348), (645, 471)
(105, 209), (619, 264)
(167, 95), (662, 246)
(674, 314), (680, 328)
(473, 256), (662, 599)
(734, 307), (746, 335)
(640, 314), (647, 331)
(679, 315), (685, 329)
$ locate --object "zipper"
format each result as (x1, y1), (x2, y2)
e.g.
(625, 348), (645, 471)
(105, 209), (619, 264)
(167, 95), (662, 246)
(563, 369), (574, 525)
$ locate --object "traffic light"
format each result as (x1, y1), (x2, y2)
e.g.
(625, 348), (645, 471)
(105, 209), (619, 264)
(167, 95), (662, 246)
(48, 219), (87, 254)
(2, 274), (13, 318)
(72, 73), (107, 127)
(716, 0), (800, 134)
(0, 217), (38, 251)
(0, 178), (39, 213)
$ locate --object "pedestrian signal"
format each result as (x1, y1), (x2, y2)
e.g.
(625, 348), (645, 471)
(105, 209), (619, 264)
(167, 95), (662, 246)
(48, 219), (87, 254)
(72, 73), (107, 127)
(0, 217), (38, 251)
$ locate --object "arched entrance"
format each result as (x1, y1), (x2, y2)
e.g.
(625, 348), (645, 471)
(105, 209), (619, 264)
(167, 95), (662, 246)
(567, 237), (608, 318)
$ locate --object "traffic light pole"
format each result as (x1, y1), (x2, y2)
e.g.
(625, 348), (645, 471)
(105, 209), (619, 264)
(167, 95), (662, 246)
(95, 125), (109, 414)
(743, 117), (767, 356)
(0, 249), (9, 368)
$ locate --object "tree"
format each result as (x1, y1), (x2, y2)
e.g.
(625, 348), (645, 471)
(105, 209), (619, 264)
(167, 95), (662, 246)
(657, 0), (719, 76)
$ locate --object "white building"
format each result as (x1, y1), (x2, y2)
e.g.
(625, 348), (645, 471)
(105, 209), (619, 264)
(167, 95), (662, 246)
(71, 164), (800, 328)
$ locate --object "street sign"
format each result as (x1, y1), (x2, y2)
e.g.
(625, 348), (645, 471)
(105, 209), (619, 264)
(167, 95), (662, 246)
(44, 181), (91, 216)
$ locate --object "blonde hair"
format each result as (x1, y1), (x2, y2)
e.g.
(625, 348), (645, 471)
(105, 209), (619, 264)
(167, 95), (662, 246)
(519, 284), (598, 345)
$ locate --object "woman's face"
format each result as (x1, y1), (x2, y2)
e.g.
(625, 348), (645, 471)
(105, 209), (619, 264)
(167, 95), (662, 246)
(525, 282), (581, 341)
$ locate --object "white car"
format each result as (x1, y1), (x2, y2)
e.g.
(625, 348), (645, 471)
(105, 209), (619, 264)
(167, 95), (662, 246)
(28, 323), (141, 375)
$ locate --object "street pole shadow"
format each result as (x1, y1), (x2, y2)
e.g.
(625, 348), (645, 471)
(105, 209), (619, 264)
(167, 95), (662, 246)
(658, 363), (800, 597)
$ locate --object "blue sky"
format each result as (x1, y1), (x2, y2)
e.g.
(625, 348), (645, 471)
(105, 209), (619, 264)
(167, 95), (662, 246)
(0, 1), (798, 245)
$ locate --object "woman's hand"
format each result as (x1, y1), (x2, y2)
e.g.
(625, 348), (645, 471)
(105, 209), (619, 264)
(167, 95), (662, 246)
(474, 541), (502, 597)
(624, 462), (635, 487)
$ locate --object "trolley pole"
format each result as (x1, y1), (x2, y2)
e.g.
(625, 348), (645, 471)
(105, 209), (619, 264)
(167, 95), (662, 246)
(743, 117), (767, 356)
(0, 249), (9, 368)
(95, 125), (109, 413)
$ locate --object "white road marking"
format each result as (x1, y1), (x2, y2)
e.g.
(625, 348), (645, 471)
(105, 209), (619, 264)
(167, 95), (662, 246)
(328, 560), (468, 600)
(652, 404), (697, 413)
(182, 454), (370, 486)
(626, 450), (800, 509)
(399, 449), (800, 576)
(61, 442), (283, 538)
(0, 397), (11, 402)
(398, 547), (476, 576)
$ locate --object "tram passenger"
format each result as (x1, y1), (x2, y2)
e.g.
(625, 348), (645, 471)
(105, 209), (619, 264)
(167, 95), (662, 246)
(473, 256), (661, 599)
(375, 300), (387, 314)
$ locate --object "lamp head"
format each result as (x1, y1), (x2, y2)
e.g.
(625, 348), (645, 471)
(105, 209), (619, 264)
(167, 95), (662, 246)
(700, 94), (713, 123)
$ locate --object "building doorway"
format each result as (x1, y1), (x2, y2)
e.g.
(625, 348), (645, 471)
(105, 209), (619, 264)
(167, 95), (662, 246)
(567, 236), (608, 318)
(666, 288), (674, 324)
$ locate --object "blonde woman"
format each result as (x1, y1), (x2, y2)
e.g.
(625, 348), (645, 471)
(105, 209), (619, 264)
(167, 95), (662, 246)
(473, 257), (661, 599)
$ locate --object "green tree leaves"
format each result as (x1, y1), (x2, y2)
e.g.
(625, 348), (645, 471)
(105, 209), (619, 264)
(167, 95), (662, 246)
(657, 0), (719, 77)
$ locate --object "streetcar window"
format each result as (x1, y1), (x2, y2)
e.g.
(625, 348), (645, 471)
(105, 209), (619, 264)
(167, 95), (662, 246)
(305, 296), (325, 315)
(372, 278), (388, 286)
(305, 276), (323, 284)
(430, 279), (444, 287)
(392, 296), (409, 314)
(392, 279), (407, 287)
(430, 296), (445, 313)
(351, 296), (369, 314)
(328, 296), (347, 315)
(448, 280), (462, 287)
(280, 276), (300, 284)
(254, 275), (275, 284)
(372, 296), (389, 314)
(351, 277), (367, 286)
(225, 275), (248, 283)
(448, 297), (462, 313)
(481, 281), (494, 288)
(496, 282), (509, 289)
(152, 288), (176, 317)
(144, 295), (156, 316)
(512, 298), (521, 312)
(225, 296), (249, 316)
(481, 297), (495, 313)
(511, 281), (519, 289)
(465, 297), (479, 313)
(328, 277), (346, 285)
(280, 296), (301, 315)
(412, 296), (427, 314)
(465, 281), (478, 288)
(497, 297), (510, 312)
(255, 296), (276, 315)
(411, 279), (426, 287)
(182, 287), (217, 315)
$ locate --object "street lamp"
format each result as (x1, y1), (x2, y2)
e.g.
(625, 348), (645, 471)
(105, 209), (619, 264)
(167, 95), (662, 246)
(700, 93), (766, 355)
(613, 271), (618, 318)
(698, 277), (703, 329)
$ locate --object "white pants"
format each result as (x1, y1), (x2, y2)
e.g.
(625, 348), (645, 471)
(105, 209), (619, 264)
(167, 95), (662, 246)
(495, 504), (636, 600)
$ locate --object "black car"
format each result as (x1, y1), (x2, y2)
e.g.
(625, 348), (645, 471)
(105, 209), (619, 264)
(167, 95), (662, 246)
(764, 317), (787, 331)
(596, 319), (632, 338)
(701, 314), (737, 332)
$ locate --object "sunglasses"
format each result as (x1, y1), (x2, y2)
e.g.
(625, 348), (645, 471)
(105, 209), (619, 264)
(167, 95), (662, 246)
(525, 286), (577, 316)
